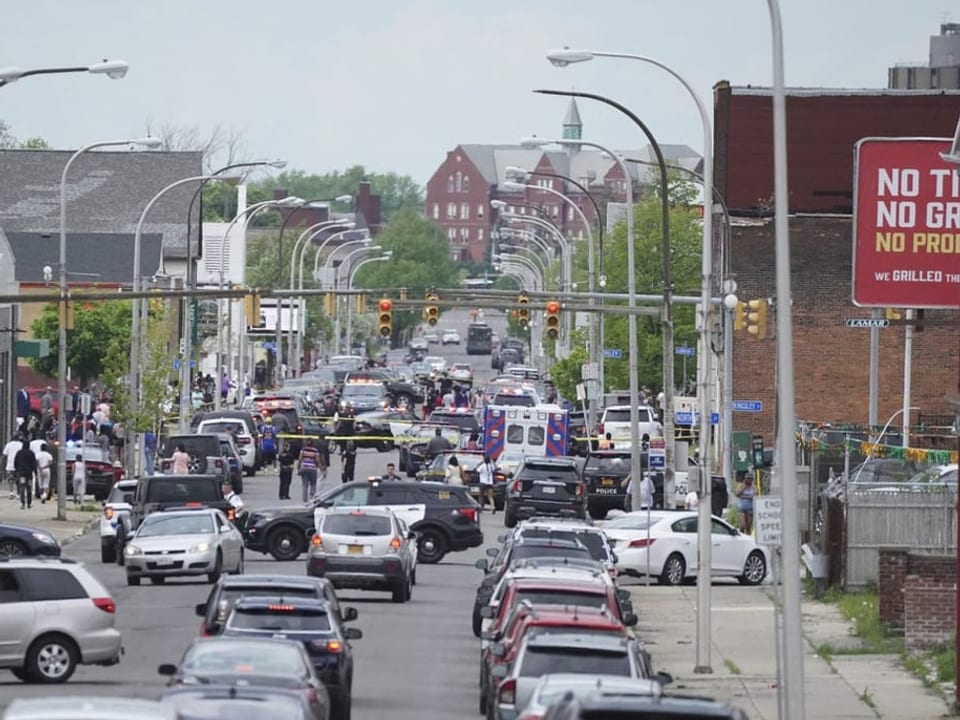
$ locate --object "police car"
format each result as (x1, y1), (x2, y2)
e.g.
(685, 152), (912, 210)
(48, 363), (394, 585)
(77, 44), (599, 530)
(99, 479), (138, 563)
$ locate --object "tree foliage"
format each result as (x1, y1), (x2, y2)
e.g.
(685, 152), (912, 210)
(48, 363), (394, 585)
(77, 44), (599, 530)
(550, 331), (590, 401)
(0, 118), (49, 149)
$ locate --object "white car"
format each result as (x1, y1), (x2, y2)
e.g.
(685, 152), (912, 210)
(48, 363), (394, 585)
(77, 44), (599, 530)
(197, 418), (256, 475)
(448, 363), (473, 382)
(424, 356), (446, 374)
(99, 479), (138, 564)
(441, 329), (461, 345)
(598, 405), (662, 446)
(423, 332), (440, 345)
(603, 510), (768, 586)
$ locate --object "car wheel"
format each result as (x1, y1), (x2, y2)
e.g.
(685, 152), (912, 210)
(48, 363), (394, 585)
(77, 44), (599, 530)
(25, 634), (77, 684)
(268, 526), (304, 561)
(396, 394), (412, 410)
(244, 466), (255, 477)
(126, 572), (141, 586)
(416, 528), (448, 564)
(392, 578), (407, 603)
(588, 506), (608, 520)
(659, 553), (686, 586)
(739, 551), (767, 586)
(494, 496), (505, 512)
(187, 454), (207, 474)
(150, 575), (165, 585)
(100, 539), (116, 564)
(479, 668), (487, 714)
(235, 550), (245, 575)
(333, 687), (352, 720)
(376, 440), (393, 453)
(0, 540), (26, 557)
(503, 505), (518, 528)
(10, 667), (30, 682)
(472, 602), (483, 638)
(207, 551), (223, 583)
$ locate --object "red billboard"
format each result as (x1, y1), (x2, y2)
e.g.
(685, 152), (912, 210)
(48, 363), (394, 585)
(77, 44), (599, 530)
(852, 137), (960, 308)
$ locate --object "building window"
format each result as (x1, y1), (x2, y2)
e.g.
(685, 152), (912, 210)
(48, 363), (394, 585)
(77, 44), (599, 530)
(463, 175), (470, 192)
(537, 178), (552, 190)
(432, 203), (439, 219)
(478, 228), (484, 241)
(551, 205), (559, 217)
(447, 175), (454, 193)
(447, 202), (457, 218)
(460, 202), (470, 220)
(455, 171), (463, 193)
(567, 206), (574, 221)
(520, 206), (526, 215)
(460, 227), (470, 242)
(477, 204), (484, 219)
(448, 227), (457, 241)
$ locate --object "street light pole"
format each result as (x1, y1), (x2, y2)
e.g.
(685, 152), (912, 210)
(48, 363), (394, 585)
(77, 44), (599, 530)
(57, 136), (160, 520)
(323, 240), (374, 356)
(346, 255), (390, 349)
(0, 60), (128, 88)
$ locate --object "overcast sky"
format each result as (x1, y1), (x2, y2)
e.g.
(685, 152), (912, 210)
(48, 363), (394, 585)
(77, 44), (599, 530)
(1, 1), (954, 184)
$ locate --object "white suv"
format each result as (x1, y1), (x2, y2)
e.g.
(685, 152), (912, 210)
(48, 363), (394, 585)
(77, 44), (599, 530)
(598, 405), (662, 446)
(99, 479), (138, 564)
(0, 558), (122, 683)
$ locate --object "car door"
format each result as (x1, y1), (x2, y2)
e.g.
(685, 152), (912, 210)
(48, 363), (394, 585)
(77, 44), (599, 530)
(0, 570), (34, 663)
(215, 512), (241, 568)
(667, 516), (700, 572)
(710, 517), (742, 574)
(370, 485), (425, 528)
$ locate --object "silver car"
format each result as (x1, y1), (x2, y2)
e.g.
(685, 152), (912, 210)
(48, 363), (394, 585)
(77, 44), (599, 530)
(124, 508), (244, 586)
(0, 559), (122, 683)
(3, 697), (175, 720)
(305, 508), (416, 603)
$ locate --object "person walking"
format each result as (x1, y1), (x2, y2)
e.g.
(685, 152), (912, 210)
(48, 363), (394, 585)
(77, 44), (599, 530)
(143, 430), (158, 476)
(317, 434), (330, 484)
(171, 443), (191, 475)
(278, 446), (296, 500)
(260, 416), (278, 469)
(445, 455), (463, 485)
(477, 454), (496, 514)
(13, 440), (37, 509)
(736, 475), (756, 534)
(298, 440), (321, 502)
(71, 453), (86, 506)
(340, 439), (357, 484)
(3, 435), (22, 500)
(35, 443), (53, 504)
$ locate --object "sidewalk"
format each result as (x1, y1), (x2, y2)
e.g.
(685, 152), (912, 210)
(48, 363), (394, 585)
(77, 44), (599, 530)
(625, 582), (953, 719)
(0, 492), (99, 545)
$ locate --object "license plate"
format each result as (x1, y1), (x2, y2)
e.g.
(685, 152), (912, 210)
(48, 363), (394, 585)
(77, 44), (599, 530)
(601, 478), (615, 486)
(540, 486), (556, 495)
(347, 545), (364, 555)
(155, 557), (175, 567)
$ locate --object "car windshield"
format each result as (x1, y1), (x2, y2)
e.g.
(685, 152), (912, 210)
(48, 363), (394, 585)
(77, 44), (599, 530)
(228, 607), (331, 632)
(519, 647), (630, 677)
(521, 530), (608, 561)
(138, 514), (215, 537)
(107, 486), (136, 504)
(322, 513), (392, 536)
(146, 478), (221, 504)
(343, 384), (385, 397)
(183, 641), (305, 676)
(584, 456), (631, 474)
(604, 408), (652, 423)
(513, 590), (607, 609)
(512, 544), (592, 562)
(493, 394), (535, 407)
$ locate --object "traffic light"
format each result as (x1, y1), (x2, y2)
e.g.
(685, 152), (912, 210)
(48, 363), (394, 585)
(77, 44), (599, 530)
(733, 301), (747, 331)
(425, 292), (439, 326)
(323, 292), (335, 317)
(378, 298), (393, 337)
(746, 299), (768, 340)
(545, 300), (561, 340)
(244, 291), (262, 327)
(517, 292), (529, 325)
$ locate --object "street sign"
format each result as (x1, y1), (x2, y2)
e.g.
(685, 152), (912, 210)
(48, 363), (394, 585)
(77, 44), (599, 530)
(852, 138), (960, 309)
(581, 362), (599, 381)
(733, 400), (763, 413)
(844, 318), (890, 329)
(674, 411), (720, 425)
(675, 346), (695, 357)
(648, 437), (665, 469)
(603, 348), (623, 359)
(755, 496), (783, 546)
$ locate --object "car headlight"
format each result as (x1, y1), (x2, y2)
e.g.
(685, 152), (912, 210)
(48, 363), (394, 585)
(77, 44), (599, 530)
(189, 542), (211, 553)
(31, 532), (57, 545)
(124, 544), (142, 556)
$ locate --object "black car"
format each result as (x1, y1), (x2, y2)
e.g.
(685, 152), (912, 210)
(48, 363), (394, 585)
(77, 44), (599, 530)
(426, 408), (482, 435)
(543, 690), (750, 719)
(504, 457), (587, 527)
(195, 573), (358, 636)
(0, 522), (60, 558)
(353, 409), (420, 452)
(221, 596), (361, 720)
(582, 450), (632, 519)
(343, 369), (424, 409)
(243, 479), (483, 564)
(399, 423), (462, 476)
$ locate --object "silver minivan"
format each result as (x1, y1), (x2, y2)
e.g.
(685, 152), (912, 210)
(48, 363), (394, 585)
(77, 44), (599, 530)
(0, 558), (122, 683)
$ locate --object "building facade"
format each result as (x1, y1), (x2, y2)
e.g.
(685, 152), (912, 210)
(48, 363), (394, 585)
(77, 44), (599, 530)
(888, 23), (960, 90)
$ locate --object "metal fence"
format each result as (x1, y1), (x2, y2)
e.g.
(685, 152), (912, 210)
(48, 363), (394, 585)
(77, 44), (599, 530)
(844, 484), (957, 588)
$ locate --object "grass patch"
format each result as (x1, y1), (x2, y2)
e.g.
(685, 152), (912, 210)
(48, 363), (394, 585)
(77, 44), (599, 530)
(723, 658), (741, 675)
(815, 589), (903, 655)
(858, 687), (876, 709)
(902, 643), (956, 689)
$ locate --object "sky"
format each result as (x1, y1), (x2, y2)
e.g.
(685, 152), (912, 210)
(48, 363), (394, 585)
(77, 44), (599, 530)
(1, 1), (955, 185)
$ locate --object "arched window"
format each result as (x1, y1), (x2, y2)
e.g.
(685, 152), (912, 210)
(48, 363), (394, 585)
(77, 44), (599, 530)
(463, 175), (471, 192)
(455, 172), (463, 193)
(447, 175), (454, 193)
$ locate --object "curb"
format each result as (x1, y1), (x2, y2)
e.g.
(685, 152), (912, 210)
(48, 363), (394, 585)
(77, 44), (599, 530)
(61, 517), (99, 547)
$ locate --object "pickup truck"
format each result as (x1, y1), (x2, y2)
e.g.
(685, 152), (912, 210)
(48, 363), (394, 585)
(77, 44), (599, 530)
(597, 405), (662, 447)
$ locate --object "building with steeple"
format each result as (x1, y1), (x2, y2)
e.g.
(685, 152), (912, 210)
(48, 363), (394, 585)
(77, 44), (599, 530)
(424, 101), (701, 262)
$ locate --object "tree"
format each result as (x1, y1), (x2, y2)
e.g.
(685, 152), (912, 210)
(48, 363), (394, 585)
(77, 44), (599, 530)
(19, 137), (49, 149)
(550, 332), (590, 401)
(144, 120), (246, 173)
(0, 119), (17, 149)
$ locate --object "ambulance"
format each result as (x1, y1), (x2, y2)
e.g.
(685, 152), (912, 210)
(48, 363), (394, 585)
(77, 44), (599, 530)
(482, 404), (570, 460)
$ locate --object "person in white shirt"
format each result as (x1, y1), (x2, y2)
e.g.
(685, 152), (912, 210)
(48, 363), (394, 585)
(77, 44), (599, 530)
(622, 472), (655, 511)
(72, 454), (86, 505)
(685, 490), (699, 510)
(35, 443), (53, 503)
(2, 437), (22, 499)
(442, 390), (455, 409)
(477, 455), (496, 514)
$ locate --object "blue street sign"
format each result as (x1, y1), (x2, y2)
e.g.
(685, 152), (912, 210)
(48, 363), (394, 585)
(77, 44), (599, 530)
(733, 400), (764, 413)
(262, 341), (277, 351)
(648, 453), (665, 469)
(675, 346), (695, 356)
(603, 348), (623, 359)
(675, 411), (720, 425)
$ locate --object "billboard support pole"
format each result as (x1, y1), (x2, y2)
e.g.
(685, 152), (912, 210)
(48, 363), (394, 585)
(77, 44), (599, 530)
(868, 308), (880, 436)
(902, 308), (914, 448)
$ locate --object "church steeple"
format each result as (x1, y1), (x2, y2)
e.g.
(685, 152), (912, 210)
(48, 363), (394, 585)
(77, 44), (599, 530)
(561, 98), (583, 142)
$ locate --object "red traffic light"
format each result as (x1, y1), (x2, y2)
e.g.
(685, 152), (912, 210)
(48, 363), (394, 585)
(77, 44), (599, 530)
(379, 299), (392, 312)
(546, 301), (560, 314)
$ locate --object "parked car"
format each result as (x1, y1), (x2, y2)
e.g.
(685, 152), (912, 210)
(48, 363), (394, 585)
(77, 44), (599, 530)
(191, 410), (264, 469)
(197, 418), (257, 476)
(504, 456), (587, 527)
(597, 405), (662, 448)
(515, 673), (661, 720)
(161, 686), (322, 720)
(0, 558), (122, 683)
(99, 479), (138, 563)
(581, 450), (632, 519)
(5, 698), (176, 720)
(64, 443), (124, 501)
(542, 684), (749, 719)
(158, 434), (227, 480)
(0, 522), (60, 558)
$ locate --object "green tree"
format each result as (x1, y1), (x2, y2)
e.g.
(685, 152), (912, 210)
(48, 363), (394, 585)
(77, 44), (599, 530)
(0, 119), (17, 149)
(550, 331), (590, 400)
(19, 137), (49, 149)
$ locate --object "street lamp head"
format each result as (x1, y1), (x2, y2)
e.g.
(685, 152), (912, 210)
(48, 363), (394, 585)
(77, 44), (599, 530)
(275, 196), (304, 207)
(504, 165), (529, 179)
(381, 250), (393, 258)
(334, 194), (352, 204)
(265, 159), (288, 169)
(520, 136), (549, 150)
(490, 199), (507, 210)
(0, 67), (23, 82)
(545, 48), (595, 67)
(87, 60), (129, 79)
(503, 180), (526, 191)
(132, 137), (163, 149)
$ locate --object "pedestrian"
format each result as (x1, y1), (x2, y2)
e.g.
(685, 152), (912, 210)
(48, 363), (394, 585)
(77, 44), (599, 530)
(477, 454), (496, 514)
(425, 427), (452, 462)
(3, 434), (22, 499)
(144, 429), (158, 476)
(598, 432), (614, 450)
(13, 440), (37, 509)
(260, 416), (278, 469)
(171, 442), (191, 475)
(221, 480), (245, 514)
(340, 439), (357, 484)
(298, 440), (320, 502)
(684, 489), (699, 510)
(72, 453), (87, 506)
(317, 434), (330, 484)
(278, 446), (296, 500)
(382, 462), (399, 481)
(622, 471), (654, 512)
(466, 433), (480, 451)
(445, 455), (463, 485)
(35, 442), (53, 503)
(736, 475), (756, 534)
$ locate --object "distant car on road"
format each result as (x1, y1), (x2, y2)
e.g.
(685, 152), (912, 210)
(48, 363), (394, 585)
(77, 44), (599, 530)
(441, 329), (461, 345)
(423, 331), (440, 344)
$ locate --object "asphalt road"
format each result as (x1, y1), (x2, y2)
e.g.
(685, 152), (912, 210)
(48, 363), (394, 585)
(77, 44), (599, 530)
(0, 308), (509, 719)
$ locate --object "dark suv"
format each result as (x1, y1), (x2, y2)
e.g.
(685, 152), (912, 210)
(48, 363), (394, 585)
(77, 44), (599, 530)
(243, 480), (483, 564)
(504, 457), (586, 527)
(158, 434), (227, 479)
(581, 450), (632, 519)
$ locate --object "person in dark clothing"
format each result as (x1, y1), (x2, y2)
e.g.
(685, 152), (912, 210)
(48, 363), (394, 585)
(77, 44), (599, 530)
(425, 427), (453, 462)
(278, 447), (296, 500)
(341, 439), (357, 484)
(13, 441), (37, 510)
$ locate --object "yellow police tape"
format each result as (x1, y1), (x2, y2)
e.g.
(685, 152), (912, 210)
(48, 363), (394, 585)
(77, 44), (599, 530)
(277, 433), (462, 444)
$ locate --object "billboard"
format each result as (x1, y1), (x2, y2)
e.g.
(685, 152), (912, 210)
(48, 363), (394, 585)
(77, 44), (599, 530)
(852, 137), (960, 308)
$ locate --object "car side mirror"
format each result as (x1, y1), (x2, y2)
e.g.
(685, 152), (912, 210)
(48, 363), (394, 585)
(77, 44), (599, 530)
(158, 663), (177, 676)
(480, 606), (494, 619)
(485, 547), (499, 558)
(195, 603), (207, 617)
(623, 612), (638, 627)
(344, 627), (363, 641)
(475, 559), (489, 572)
(611, 552), (620, 565)
(496, 534), (507, 543)
(343, 607), (359, 622)
(656, 671), (674, 686)
(490, 642), (505, 657)
(490, 664), (508, 679)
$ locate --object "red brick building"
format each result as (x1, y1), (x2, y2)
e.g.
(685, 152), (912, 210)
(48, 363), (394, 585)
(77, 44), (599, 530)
(425, 100), (701, 262)
(715, 82), (960, 437)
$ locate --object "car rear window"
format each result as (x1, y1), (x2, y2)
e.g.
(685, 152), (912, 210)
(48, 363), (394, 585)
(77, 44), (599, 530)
(521, 530), (608, 561)
(322, 514), (392, 536)
(201, 422), (245, 435)
(107, 486), (136, 504)
(520, 462), (579, 480)
(494, 394), (536, 407)
(604, 408), (651, 423)
(514, 590), (607, 609)
(229, 607), (331, 632)
(584, 456), (631, 474)
(146, 477), (221, 504)
(513, 544), (592, 562)
(17, 568), (87, 601)
(519, 646), (630, 677)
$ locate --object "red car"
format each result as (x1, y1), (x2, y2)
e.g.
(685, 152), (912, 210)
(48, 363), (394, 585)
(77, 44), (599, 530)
(22, 387), (60, 417)
(65, 444), (124, 501)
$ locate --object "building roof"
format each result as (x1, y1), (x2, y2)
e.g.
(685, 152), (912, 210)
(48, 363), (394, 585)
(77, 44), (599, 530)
(563, 98), (583, 127)
(0, 149), (203, 260)
(6, 231), (163, 284)
(728, 85), (960, 97)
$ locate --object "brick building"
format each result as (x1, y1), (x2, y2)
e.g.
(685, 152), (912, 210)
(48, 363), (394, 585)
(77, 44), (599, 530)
(424, 100), (701, 262)
(715, 82), (960, 437)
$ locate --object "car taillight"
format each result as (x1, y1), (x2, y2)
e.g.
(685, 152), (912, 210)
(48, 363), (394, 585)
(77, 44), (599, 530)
(512, 480), (522, 493)
(499, 678), (517, 705)
(311, 534), (322, 546)
(104, 507), (114, 520)
(92, 597), (115, 614)
(576, 482), (585, 497)
(185, 502), (202, 507)
(456, 507), (478, 523)
(389, 536), (402, 550)
(297, 424), (303, 434)
(238, 437), (251, 445)
(494, 473), (506, 484)
(310, 639), (342, 653)
(629, 537), (656, 548)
